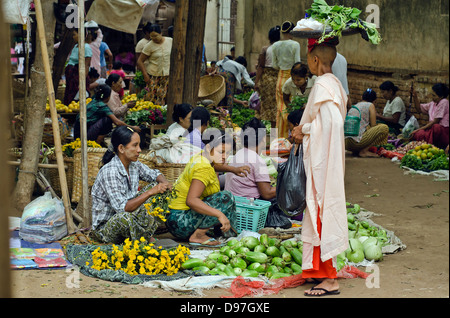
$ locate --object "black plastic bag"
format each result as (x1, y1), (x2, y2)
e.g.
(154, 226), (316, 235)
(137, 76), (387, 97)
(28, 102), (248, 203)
(276, 144), (307, 217)
(264, 198), (292, 229)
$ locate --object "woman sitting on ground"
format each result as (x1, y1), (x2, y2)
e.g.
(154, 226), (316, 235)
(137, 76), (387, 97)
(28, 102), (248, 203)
(411, 83), (449, 149)
(166, 133), (242, 246)
(376, 81), (406, 135)
(73, 84), (140, 146)
(184, 106), (210, 150)
(105, 73), (136, 120)
(346, 88), (389, 157)
(225, 118), (275, 201)
(91, 126), (171, 244)
(167, 103), (193, 140)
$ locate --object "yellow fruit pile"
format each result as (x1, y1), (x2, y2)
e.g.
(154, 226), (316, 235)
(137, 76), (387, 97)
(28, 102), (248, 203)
(407, 143), (444, 161)
(122, 93), (162, 112)
(46, 98), (92, 113)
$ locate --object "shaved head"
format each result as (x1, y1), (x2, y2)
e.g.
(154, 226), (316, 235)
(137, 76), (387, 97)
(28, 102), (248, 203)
(309, 45), (337, 67)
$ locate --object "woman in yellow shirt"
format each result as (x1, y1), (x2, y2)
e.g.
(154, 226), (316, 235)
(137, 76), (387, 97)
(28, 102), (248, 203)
(166, 134), (247, 246)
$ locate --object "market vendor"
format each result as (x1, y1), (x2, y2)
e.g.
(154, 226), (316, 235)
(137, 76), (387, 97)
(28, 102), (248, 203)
(167, 103), (193, 140)
(216, 56), (255, 110)
(282, 63), (316, 108)
(411, 83), (449, 149)
(376, 81), (406, 135)
(105, 73), (136, 119)
(166, 133), (246, 246)
(225, 118), (275, 201)
(73, 84), (140, 146)
(345, 88), (389, 157)
(91, 126), (171, 244)
(63, 28), (92, 106)
(184, 106), (211, 150)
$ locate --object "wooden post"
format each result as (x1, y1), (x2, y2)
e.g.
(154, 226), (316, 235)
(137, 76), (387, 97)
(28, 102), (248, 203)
(34, 0), (76, 233)
(166, 0), (190, 126)
(166, 0), (208, 122)
(183, 0), (207, 106)
(78, 0), (90, 228)
(0, 0), (12, 298)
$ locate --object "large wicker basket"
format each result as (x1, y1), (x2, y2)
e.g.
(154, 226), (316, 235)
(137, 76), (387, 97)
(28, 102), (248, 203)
(48, 156), (75, 198)
(198, 75), (226, 106)
(140, 152), (186, 185)
(72, 148), (158, 202)
(71, 147), (107, 203)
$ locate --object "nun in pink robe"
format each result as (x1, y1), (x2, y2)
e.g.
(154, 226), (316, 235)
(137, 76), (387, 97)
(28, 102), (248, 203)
(299, 72), (349, 276)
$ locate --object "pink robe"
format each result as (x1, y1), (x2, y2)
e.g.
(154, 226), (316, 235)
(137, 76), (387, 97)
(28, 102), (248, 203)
(299, 73), (348, 270)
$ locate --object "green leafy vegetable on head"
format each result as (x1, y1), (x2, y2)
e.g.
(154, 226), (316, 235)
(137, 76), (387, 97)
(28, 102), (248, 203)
(305, 0), (381, 45)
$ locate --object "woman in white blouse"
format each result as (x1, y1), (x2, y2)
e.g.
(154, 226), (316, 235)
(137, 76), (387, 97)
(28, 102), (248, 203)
(136, 24), (173, 106)
(376, 81), (406, 135)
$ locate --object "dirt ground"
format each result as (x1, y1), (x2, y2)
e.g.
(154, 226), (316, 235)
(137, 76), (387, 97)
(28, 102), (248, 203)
(10, 155), (449, 300)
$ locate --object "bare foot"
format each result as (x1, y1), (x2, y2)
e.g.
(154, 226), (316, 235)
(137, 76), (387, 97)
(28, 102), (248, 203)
(189, 229), (221, 246)
(359, 150), (379, 158)
(304, 279), (340, 296)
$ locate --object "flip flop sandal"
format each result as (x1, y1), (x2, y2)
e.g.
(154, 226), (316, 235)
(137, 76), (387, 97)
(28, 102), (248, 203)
(304, 286), (341, 297)
(189, 238), (224, 248)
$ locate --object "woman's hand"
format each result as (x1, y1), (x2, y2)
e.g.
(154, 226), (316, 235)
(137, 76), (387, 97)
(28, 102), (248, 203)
(144, 74), (151, 85)
(150, 182), (170, 196)
(218, 213), (231, 233)
(292, 125), (304, 144)
(129, 125), (141, 133)
(233, 165), (251, 177)
(127, 101), (137, 109)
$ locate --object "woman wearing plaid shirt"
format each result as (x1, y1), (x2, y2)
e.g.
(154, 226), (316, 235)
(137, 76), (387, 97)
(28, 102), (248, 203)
(91, 126), (170, 244)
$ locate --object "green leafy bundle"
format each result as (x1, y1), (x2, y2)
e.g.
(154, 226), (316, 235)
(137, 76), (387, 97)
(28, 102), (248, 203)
(306, 0), (381, 45)
(286, 96), (308, 114)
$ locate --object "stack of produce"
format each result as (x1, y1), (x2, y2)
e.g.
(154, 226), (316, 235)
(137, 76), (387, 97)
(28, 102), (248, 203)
(46, 98), (91, 113)
(181, 234), (305, 279)
(345, 203), (386, 264)
(400, 143), (449, 172)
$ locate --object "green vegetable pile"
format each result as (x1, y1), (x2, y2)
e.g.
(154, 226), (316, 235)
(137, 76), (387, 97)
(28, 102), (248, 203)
(286, 96), (308, 114)
(306, 0), (381, 45)
(344, 203), (386, 263)
(401, 143), (449, 172)
(181, 234), (304, 279)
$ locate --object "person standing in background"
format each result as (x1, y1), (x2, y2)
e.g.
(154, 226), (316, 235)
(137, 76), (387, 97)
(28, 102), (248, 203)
(272, 21), (301, 138)
(254, 26), (281, 129)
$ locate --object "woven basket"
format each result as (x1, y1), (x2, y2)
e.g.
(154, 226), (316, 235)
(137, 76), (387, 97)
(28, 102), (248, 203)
(198, 75), (226, 106)
(140, 152), (186, 184)
(48, 156), (75, 198)
(72, 148), (160, 202)
(71, 147), (107, 203)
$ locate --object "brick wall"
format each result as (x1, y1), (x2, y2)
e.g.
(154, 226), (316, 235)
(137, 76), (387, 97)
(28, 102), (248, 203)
(348, 67), (450, 126)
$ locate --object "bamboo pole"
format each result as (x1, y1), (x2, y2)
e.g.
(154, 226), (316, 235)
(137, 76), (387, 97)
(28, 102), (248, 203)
(33, 0), (76, 233)
(78, 0), (90, 228)
(0, 0), (12, 298)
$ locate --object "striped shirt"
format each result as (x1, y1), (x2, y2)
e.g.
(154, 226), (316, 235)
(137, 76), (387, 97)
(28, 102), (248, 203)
(91, 155), (161, 230)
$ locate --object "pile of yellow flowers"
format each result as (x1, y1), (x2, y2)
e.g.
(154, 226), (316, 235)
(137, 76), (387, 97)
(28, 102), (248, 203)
(88, 237), (191, 276)
(61, 138), (102, 157)
(122, 93), (163, 113)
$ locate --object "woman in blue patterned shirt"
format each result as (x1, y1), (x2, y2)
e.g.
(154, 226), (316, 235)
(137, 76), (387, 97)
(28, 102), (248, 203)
(91, 126), (170, 244)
